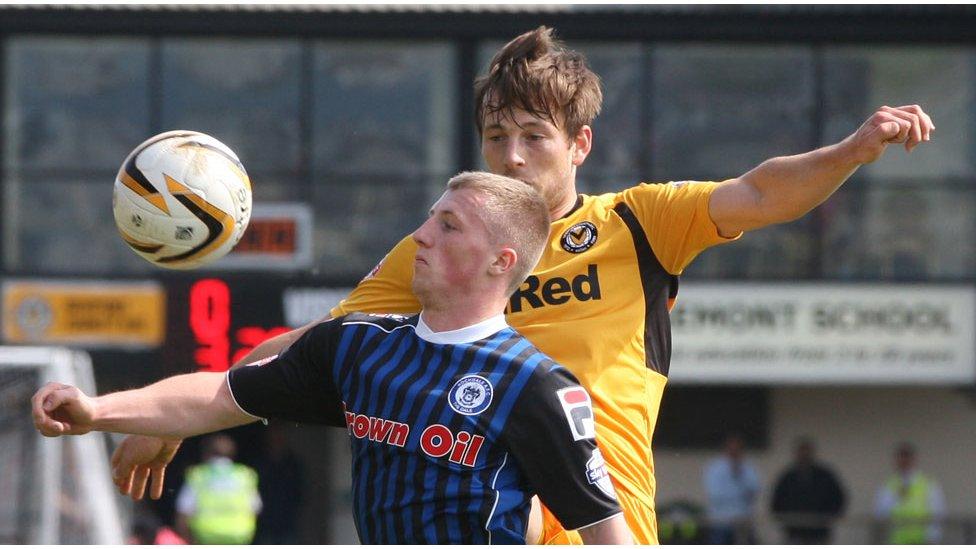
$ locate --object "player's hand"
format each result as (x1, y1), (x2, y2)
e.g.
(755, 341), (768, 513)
(845, 105), (934, 164)
(111, 435), (183, 501)
(31, 382), (96, 437)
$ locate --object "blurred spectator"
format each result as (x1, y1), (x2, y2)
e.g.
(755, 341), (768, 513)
(874, 442), (946, 544)
(175, 434), (262, 544)
(253, 424), (305, 544)
(771, 437), (847, 544)
(127, 507), (186, 545)
(703, 433), (760, 544)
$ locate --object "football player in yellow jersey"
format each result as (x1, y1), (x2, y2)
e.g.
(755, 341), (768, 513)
(110, 27), (933, 545)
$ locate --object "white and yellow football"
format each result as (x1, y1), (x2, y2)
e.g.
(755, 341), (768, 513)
(113, 130), (252, 269)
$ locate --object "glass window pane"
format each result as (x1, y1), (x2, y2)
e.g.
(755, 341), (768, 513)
(161, 39), (303, 174)
(684, 217), (820, 280)
(310, 176), (439, 279)
(571, 42), (643, 195)
(823, 47), (976, 179)
(652, 45), (818, 278)
(821, 182), (975, 279)
(651, 45), (816, 180)
(311, 42), (456, 278)
(5, 38), (150, 172)
(312, 42), (455, 178)
(3, 177), (156, 274)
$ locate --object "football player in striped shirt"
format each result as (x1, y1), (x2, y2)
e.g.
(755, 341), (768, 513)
(33, 172), (632, 544)
(111, 27), (934, 545)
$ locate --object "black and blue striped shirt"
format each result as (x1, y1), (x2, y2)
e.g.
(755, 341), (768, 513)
(229, 312), (621, 544)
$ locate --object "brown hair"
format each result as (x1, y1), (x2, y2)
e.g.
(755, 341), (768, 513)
(475, 26), (603, 139)
(447, 171), (550, 294)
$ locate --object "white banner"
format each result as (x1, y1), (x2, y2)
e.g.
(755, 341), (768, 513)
(669, 283), (976, 385)
(282, 287), (353, 327)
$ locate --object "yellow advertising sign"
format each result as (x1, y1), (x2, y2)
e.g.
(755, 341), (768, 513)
(2, 280), (165, 348)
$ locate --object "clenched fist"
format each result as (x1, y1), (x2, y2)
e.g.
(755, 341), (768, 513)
(845, 105), (935, 165)
(31, 382), (96, 437)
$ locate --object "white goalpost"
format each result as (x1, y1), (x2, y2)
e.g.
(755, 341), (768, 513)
(0, 346), (125, 544)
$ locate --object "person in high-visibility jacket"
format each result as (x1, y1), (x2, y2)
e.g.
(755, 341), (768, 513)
(874, 442), (946, 544)
(175, 435), (262, 545)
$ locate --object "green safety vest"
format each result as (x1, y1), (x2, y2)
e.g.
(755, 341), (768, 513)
(886, 474), (933, 545)
(186, 462), (259, 545)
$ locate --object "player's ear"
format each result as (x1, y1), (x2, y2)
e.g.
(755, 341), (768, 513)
(571, 125), (592, 166)
(488, 247), (518, 278)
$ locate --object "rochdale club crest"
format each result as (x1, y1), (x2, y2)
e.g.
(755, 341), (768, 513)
(561, 221), (598, 253)
(448, 375), (493, 416)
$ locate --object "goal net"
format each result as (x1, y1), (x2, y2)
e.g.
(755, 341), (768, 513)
(0, 347), (124, 544)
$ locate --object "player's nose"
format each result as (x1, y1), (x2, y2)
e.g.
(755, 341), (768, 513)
(503, 141), (526, 170)
(412, 218), (434, 248)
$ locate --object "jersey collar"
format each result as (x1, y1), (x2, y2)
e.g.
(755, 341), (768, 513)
(415, 312), (508, 344)
(559, 194), (585, 220)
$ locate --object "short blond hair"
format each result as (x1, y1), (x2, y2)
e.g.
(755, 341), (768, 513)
(447, 171), (550, 294)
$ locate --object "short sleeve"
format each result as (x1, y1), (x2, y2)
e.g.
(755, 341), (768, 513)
(227, 319), (346, 427)
(504, 365), (622, 531)
(617, 181), (740, 274)
(330, 236), (422, 317)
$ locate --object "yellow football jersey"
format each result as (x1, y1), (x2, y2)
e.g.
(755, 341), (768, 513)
(331, 181), (737, 544)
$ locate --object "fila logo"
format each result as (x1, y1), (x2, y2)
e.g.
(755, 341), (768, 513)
(561, 221), (598, 253)
(556, 386), (596, 441)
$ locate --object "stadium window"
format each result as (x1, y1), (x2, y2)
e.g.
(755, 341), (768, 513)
(309, 42), (456, 279)
(567, 42), (644, 195)
(652, 45), (819, 280)
(820, 47), (976, 280)
(820, 181), (976, 280)
(3, 38), (151, 273)
(159, 38), (304, 205)
(650, 45), (817, 181)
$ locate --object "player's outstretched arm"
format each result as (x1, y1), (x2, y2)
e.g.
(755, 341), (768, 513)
(708, 104), (934, 236)
(578, 514), (633, 545)
(108, 318), (325, 501)
(33, 372), (255, 440)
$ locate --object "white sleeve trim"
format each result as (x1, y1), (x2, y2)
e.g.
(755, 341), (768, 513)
(224, 370), (268, 425)
(572, 511), (624, 531)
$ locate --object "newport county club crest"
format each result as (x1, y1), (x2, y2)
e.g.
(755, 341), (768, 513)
(448, 375), (493, 415)
(561, 221), (598, 253)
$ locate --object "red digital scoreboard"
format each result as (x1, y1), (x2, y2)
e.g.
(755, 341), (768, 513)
(152, 276), (297, 379)
(187, 278), (292, 372)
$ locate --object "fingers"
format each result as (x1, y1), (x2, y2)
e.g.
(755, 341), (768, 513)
(149, 466), (167, 500)
(111, 442), (136, 496)
(895, 104), (935, 140)
(131, 466), (151, 500)
(114, 467), (134, 496)
(880, 105), (934, 152)
(876, 107), (912, 146)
